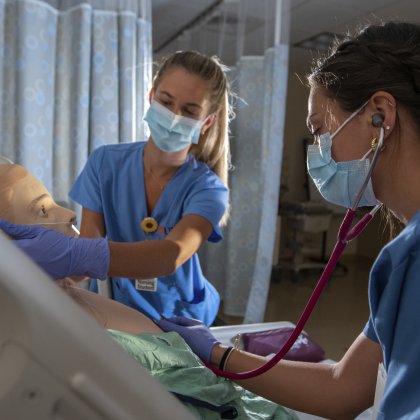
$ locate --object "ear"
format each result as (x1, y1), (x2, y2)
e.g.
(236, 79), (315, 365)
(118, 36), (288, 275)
(201, 113), (217, 135)
(148, 88), (154, 104)
(368, 91), (397, 139)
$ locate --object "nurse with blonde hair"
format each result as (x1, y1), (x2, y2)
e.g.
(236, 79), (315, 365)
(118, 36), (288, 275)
(1, 50), (233, 326)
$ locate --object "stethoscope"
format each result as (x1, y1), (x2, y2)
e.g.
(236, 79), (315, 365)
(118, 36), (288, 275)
(205, 122), (385, 380)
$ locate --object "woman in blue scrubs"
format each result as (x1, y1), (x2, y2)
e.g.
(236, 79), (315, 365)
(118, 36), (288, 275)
(64, 51), (231, 326)
(68, 51), (232, 326)
(0, 51), (231, 326)
(155, 22), (420, 419)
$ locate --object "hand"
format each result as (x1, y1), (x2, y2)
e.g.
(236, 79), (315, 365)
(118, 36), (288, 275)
(156, 316), (220, 362)
(0, 220), (110, 280)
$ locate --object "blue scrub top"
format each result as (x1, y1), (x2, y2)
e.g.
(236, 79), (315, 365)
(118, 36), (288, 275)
(363, 211), (420, 419)
(69, 141), (228, 326)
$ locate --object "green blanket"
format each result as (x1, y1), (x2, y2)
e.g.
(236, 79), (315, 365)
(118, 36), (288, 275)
(108, 329), (298, 420)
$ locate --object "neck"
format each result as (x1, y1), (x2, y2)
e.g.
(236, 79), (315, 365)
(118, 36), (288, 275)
(144, 139), (188, 177)
(372, 124), (420, 225)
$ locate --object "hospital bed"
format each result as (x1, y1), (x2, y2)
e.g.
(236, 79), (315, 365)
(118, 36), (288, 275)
(0, 231), (373, 419)
(0, 231), (195, 420)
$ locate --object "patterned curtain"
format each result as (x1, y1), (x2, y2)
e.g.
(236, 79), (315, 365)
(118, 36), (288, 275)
(0, 0), (152, 204)
(201, 44), (289, 323)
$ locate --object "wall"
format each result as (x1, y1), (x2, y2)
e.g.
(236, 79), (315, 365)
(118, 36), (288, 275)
(281, 73), (310, 203)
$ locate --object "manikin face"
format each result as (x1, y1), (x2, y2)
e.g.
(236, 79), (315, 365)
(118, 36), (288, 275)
(0, 164), (77, 236)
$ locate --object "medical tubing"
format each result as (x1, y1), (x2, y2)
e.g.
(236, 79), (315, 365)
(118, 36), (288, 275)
(204, 209), (359, 380)
(346, 212), (373, 241)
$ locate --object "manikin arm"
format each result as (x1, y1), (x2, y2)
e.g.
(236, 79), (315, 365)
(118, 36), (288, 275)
(61, 281), (162, 335)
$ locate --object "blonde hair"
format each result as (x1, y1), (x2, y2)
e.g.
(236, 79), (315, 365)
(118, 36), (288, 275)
(152, 51), (233, 225)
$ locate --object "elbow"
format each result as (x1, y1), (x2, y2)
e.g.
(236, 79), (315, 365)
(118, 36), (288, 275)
(161, 260), (179, 276)
(330, 406), (371, 420)
(325, 370), (375, 419)
(160, 240), (184, 276)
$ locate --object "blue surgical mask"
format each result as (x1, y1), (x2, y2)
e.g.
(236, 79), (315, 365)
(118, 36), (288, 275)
(143, 100), (204, 153)
(307, 102), (382, 208)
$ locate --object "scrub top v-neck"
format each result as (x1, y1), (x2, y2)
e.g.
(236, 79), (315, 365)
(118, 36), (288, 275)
(69, 141), (228, 326)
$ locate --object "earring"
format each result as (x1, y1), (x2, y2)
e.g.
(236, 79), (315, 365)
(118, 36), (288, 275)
(388, 101), (396, 108)
(385, 125), (391, 130)
(370, 137), (378, 151)
(371, 137), (386, 152)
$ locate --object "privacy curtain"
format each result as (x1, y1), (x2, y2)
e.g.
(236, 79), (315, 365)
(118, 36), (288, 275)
(201, 44), (289, 323)
(0, 0), (152, 204)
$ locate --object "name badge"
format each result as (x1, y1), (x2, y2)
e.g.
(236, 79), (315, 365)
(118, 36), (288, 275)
(135, 278), (157, 292)
(372, 362), (387, 419)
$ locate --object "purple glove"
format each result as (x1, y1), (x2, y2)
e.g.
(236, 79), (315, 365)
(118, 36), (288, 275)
(0, 220), (110, 280)
(156, 316), (220, 362)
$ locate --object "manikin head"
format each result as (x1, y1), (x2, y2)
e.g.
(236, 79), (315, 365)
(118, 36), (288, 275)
(0, 163), (77, 236)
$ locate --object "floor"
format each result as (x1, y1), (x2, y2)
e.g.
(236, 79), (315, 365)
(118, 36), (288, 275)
(217, 256), (373, 361)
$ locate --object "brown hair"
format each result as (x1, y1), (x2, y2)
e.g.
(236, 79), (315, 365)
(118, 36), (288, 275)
(309, 22), (420, 123)
(309, 21), (420, 236)
(152, 51), (233, 225)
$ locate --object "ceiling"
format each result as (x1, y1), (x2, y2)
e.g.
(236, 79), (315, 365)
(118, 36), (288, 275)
(151, 0), (420, 74)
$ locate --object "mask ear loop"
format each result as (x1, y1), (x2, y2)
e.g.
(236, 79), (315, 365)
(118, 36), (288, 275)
(351, 126), (384, 210)
(331, 101), (369, 139)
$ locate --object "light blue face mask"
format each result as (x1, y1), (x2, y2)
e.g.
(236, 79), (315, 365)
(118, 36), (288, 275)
(307, 102), (382, 209)
(143, 100), (205, 153)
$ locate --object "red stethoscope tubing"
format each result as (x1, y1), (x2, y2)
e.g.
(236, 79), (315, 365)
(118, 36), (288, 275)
(205, 206), (380, 380)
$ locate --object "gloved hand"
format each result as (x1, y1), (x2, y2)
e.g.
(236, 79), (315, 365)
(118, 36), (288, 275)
(0, 220), (110, 280)
(156, 316), (220, 362)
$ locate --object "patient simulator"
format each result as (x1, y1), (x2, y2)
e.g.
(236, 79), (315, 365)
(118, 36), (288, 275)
(0, 162), (299, 419)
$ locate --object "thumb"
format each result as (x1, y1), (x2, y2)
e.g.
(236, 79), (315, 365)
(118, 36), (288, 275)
(0, 220), (44, 239)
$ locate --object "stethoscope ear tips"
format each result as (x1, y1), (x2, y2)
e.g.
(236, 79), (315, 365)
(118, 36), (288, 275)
(372, 114), (385, 128)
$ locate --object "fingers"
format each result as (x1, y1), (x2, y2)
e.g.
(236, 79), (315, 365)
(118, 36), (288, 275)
(164, 316), (203, 327)
(156, 315), (204, 332)
(0, 220), (44, 239)
(172, 316), (200, 326)
(155, 318), (181, 332)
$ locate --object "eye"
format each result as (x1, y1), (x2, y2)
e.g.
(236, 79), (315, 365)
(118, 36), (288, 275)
(39, 204), (48, 217)
(183, 108), (199, 118)
(157, 99), (171, 107)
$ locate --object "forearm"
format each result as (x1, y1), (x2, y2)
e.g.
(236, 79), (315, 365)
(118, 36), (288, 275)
(84, 212), (210, 280)
(210, 345), (373, 419)
(108, 239), (182, 279)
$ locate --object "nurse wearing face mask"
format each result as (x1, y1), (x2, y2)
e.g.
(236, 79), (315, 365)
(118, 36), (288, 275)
(1, 51), (231, 326)
(151, 22), (420, 419)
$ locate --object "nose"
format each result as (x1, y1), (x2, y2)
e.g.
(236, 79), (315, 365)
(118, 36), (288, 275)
(169, 105), (182, 116)
(50, 205), (78, 235)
